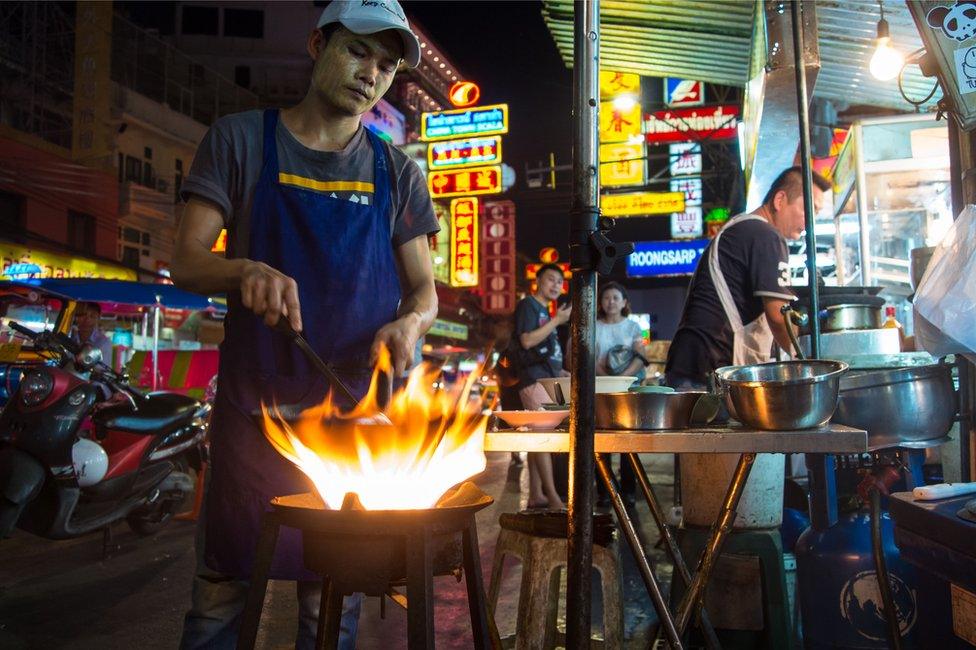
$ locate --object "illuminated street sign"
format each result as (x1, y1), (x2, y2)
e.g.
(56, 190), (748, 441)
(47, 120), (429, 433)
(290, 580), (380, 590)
(599, 100), (642, 143)
(450, 197), (479, 287)
(627, 239), (709, 277)
(428, 165), (502, 198)
(427, 136), (502, 170)
(664, 78), (705, 107)
(671, 207), (704, 238)
(600, 142), (645, 187)
(599, 71), (640, 100)
(601, 191), (685, 217)
(644, 105), (739, 144)
(481, 200), (517, 315)
(421, 104), (508, 141)
(669, 143), (702, 176)
(449, 81), (481, 108)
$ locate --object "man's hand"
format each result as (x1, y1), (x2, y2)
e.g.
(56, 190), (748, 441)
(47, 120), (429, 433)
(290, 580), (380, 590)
(240, 261), (303, 332)
(554, 303), (572, 325)
(370, 312), (422, 376)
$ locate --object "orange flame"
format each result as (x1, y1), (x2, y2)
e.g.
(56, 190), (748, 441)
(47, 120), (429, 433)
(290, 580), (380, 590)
(261, 346), (488, 510)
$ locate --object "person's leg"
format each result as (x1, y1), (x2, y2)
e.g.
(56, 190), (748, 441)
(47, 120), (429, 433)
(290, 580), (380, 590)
(527, 452), (547, 507)
(180, 480), (248, 650)
(535, 451), (565, 509)
(295, 582), (364, 650)
(519, 382), (551, 507)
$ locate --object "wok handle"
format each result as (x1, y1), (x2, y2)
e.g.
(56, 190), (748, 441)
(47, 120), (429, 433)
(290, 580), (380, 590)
(271, 319), (361, 407)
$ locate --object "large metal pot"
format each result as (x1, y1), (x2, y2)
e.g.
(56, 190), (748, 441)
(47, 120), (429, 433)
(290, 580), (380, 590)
(796, 295), (885, 334)
(714, 360), (848, 430)
(833, 362), (957, 449)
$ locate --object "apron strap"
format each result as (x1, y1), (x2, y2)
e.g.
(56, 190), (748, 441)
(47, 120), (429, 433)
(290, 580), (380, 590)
(708, 213), (769, 332)
(363, 128), (393, 230)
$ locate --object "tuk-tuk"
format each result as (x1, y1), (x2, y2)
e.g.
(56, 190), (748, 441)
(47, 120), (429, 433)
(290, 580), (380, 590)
(0, 279), (226, 405)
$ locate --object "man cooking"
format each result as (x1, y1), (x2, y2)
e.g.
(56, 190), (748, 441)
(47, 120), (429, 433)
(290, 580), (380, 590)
(170, 2), (438, 648)
(666, 166), (832, 386)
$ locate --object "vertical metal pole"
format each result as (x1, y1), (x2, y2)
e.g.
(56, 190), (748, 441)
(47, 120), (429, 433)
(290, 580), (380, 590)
(854, 124), (873, 286)
(791, 0), (821, 359)
(566, 1), (599, 647)
(152, 304), (161, 391)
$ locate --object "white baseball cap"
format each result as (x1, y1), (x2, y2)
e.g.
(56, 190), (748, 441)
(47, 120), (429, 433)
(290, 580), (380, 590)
(317, 0), (421, 68)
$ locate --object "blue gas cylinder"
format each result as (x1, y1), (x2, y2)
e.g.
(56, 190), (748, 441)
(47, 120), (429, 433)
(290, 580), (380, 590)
(795, 508), (919, 649)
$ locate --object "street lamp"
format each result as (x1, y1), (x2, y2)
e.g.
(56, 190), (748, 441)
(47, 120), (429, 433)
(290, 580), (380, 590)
(869, 0), (904, 81)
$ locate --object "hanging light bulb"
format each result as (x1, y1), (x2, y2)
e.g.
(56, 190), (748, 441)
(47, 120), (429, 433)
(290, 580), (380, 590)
(869, 1), (904, 81)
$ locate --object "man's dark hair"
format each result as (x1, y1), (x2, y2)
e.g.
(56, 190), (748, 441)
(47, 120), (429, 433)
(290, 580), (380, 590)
(536, 263), (564, 282)
(761, 166), (831, 207)
(77, 301), (101, 315)
(317, 22), (343, 46)
(598, 281), (631, 318)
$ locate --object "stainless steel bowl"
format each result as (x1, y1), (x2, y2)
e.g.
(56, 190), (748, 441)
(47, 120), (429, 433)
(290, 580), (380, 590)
(594, 391), (718, 430)
(833, 363), (956, 449)
(714, 360), (848, 430)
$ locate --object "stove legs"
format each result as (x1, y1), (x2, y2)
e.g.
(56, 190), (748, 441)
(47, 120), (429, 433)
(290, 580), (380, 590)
(406, 527), (435, 648)
(461, 515), (499, 649)
(317, 577), (343, 650)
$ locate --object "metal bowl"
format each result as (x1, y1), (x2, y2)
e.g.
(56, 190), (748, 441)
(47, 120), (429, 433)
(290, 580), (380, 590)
(594, 391), (719, 430)
(714, 360), (848, 430)
(833, 363), (956, 449)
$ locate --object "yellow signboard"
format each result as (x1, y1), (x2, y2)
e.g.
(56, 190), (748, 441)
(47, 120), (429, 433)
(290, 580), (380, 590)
(601, 192), (685, 217)
(0, 243), (137, 281)
(599, 71), (640, 100)
(449, 198), (479, 287)
(600, 142), (645, 187)
(599, 101), (642, 143)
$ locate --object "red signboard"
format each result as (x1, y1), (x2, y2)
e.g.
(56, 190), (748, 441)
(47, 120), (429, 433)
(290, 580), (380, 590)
(480, 200), (517, 315)
(428, 165), (502, 198)
(643, 105), (739, 144)
(450, 197), (479, 287)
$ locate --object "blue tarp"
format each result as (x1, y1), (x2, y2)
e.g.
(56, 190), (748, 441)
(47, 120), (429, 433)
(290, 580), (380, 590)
(0, 279), (226, 312)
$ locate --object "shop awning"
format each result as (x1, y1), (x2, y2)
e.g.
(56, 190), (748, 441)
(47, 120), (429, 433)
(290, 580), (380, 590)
(0, 279), (226, 312)
(541, 0), (941, 112)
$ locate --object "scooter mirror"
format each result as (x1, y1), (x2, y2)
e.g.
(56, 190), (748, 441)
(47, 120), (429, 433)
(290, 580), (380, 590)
(76, 344), (102, 370)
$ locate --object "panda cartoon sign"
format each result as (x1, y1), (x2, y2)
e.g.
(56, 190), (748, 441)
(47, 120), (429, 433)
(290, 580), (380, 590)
(927, 1), (976, 93)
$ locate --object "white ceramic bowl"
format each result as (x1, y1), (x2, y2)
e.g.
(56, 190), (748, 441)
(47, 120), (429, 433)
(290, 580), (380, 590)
(536, 376), (638, 404)
(494, 410), (569, 430)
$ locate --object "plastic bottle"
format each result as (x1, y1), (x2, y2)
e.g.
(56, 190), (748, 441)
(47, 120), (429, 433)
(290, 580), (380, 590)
(882, 305), (905, 350)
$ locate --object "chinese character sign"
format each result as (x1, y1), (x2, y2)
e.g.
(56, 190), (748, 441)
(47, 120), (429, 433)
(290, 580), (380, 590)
(599, 71), (640, 100)
(450, 198), (479, 287)
(481, 200), (516, 314)
(669, 143), (702, 176)
(428, 136), (502, 170)
(72, 1), (113, 168)
(429, 165), (502, 198)
(599, 101), (642, 143)
(600, 142), (645, 187)
(671, 207), (704, 239)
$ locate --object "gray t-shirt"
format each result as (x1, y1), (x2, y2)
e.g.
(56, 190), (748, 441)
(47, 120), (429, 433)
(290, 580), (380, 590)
(180, 110), (439, 256)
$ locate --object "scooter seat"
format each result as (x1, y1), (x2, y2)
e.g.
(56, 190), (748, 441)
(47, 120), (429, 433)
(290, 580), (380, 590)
(96, 393), (200, 434)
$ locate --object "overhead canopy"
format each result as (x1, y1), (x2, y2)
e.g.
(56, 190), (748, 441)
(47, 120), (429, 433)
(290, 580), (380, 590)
(541, 0), (941, 112)
(0, 279), (226, 312)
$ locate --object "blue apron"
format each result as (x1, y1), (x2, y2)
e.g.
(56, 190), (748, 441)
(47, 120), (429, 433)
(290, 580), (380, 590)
(205, 110), (401, 579)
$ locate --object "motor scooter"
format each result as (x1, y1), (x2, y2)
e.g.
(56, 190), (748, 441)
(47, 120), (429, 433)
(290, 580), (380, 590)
(0, 320), (209, 539)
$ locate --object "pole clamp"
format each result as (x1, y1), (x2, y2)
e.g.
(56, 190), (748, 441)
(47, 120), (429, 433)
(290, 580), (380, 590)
(569, 211), (634, 275)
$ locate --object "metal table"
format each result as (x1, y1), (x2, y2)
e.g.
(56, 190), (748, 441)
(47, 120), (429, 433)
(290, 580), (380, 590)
(486, 424), (867, 648)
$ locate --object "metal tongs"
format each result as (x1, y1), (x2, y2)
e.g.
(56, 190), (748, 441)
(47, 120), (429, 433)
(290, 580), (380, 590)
(272, 319), (393, 417)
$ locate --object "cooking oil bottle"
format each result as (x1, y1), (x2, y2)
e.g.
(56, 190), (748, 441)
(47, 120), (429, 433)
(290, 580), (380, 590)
(882, 306), (905, 350)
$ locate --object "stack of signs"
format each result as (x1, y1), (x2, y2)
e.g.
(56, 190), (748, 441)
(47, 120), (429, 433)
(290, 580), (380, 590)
(481, 200), (516, 315)
(668, 143), (703, 239)
(421, 103), (510, 290)
(598, 71), (645, 189)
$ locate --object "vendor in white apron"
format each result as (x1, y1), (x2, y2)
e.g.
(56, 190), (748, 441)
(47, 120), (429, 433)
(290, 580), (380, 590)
(665, 166), (830, 529)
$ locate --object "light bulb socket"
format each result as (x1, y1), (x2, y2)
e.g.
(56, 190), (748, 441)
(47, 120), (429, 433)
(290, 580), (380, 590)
(877, 17), (890, 39)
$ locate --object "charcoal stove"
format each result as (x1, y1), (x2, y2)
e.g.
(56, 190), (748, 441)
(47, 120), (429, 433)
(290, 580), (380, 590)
(236, 482), (497, 650)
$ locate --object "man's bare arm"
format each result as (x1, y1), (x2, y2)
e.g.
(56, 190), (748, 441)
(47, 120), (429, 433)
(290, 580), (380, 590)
(370, 235), (438, 375)
(763, 298), (796, 356)
(520, 304), (571, 349)
(171, 196), (303, 331)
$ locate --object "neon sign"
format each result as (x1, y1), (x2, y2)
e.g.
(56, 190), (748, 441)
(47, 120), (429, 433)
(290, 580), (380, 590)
(427, 136), (502, 170)
(428, 165), (502, 198)
(449, 81), (481, 108)
(450, 198), (479, 287)
(420, 104), (508, 142)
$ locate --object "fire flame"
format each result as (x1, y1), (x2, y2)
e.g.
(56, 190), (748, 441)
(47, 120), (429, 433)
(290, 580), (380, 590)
(261, 346), (489, 510)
